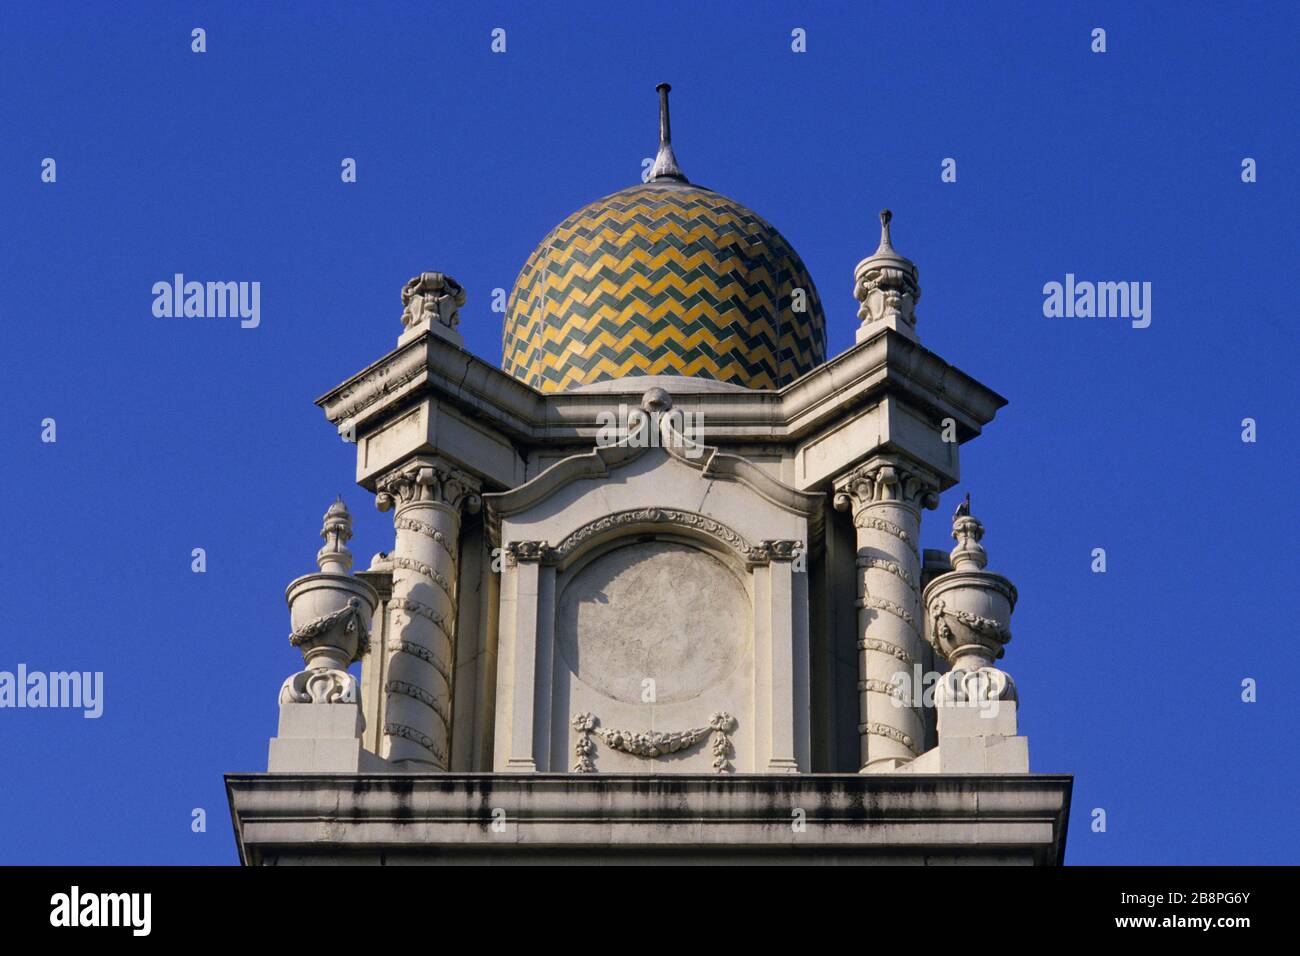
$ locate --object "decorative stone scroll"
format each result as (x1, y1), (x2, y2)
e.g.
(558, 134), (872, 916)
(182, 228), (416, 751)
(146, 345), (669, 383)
(935, 667), (1017, 706)
(571, 712), (736, 773)
(279, 668), (358, 705)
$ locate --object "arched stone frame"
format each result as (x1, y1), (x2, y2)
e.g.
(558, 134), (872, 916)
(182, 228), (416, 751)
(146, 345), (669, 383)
(547, 516), (755, 773)
(485, 420), (822, 775)
(495, 505), (810, 774)
(548, 507), (765, 573)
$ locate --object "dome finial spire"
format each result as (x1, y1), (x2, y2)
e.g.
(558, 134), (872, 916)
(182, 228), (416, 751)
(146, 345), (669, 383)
(648, 83), (688, 183)
(877, 209), (895, 254)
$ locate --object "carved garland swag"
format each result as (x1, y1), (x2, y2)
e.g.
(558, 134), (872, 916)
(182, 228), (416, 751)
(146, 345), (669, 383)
(571, 712), (737, 773)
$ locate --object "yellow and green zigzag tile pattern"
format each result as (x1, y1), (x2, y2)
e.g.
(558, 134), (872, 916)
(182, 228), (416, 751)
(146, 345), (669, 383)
(502, 182), (826, 392)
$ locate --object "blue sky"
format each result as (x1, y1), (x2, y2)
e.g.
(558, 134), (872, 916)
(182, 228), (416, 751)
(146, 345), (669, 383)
(1, 1), (1295, 864)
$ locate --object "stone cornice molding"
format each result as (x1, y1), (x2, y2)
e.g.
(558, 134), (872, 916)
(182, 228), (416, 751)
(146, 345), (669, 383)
(317, 329), (1006, 451)
(322, 340), (434, 432)
(227, 773), (1074, 866)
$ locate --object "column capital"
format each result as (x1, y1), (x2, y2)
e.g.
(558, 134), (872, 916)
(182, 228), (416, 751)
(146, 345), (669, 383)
(832, 456), (940, 519)
(375, 455), (482, 515)
(503, 540), (550, 566)
(751, 539), (803, 563)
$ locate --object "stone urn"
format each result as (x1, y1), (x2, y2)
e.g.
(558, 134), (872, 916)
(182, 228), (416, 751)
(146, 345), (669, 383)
(280, 498), (378, 704)
(921, 499), (1018, 703)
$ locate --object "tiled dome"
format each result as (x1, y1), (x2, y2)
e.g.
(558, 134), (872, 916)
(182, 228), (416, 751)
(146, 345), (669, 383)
(501, 87), (825, 392)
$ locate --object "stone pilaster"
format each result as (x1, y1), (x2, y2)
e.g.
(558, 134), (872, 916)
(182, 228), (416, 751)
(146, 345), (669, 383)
(833, 457), (939, 772)
(375, 456), (481, 768)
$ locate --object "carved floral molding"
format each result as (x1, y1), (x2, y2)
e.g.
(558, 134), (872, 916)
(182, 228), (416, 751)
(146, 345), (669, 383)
(504, 508), (801, 568)
(858, 720), (919, 756)
(571, 712), (736, 774)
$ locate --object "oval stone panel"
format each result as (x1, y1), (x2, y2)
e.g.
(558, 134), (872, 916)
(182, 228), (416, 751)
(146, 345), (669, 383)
(556, 540), (748, 704)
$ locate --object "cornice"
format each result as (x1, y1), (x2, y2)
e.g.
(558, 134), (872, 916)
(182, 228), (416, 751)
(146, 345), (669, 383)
(315, 327), (1007, 450)
(226, 772), (1073, 865)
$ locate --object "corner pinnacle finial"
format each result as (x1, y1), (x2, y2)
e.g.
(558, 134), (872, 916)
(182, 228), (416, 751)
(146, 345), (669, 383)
(648, 83), (688, 183)
(317, 496), (354, 574)
(853, 205), (921, 342)
(949, 494), (987, 572)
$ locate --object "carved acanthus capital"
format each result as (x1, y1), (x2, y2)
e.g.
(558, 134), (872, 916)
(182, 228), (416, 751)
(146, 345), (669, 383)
(400, 272), (465, 333)
(375, 457), (481, 515)
(833, 459), (940, 518)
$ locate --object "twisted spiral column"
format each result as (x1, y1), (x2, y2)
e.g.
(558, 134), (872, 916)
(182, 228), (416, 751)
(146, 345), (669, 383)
(834, 457), (939, 772)
(375, 456), (480, 768)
